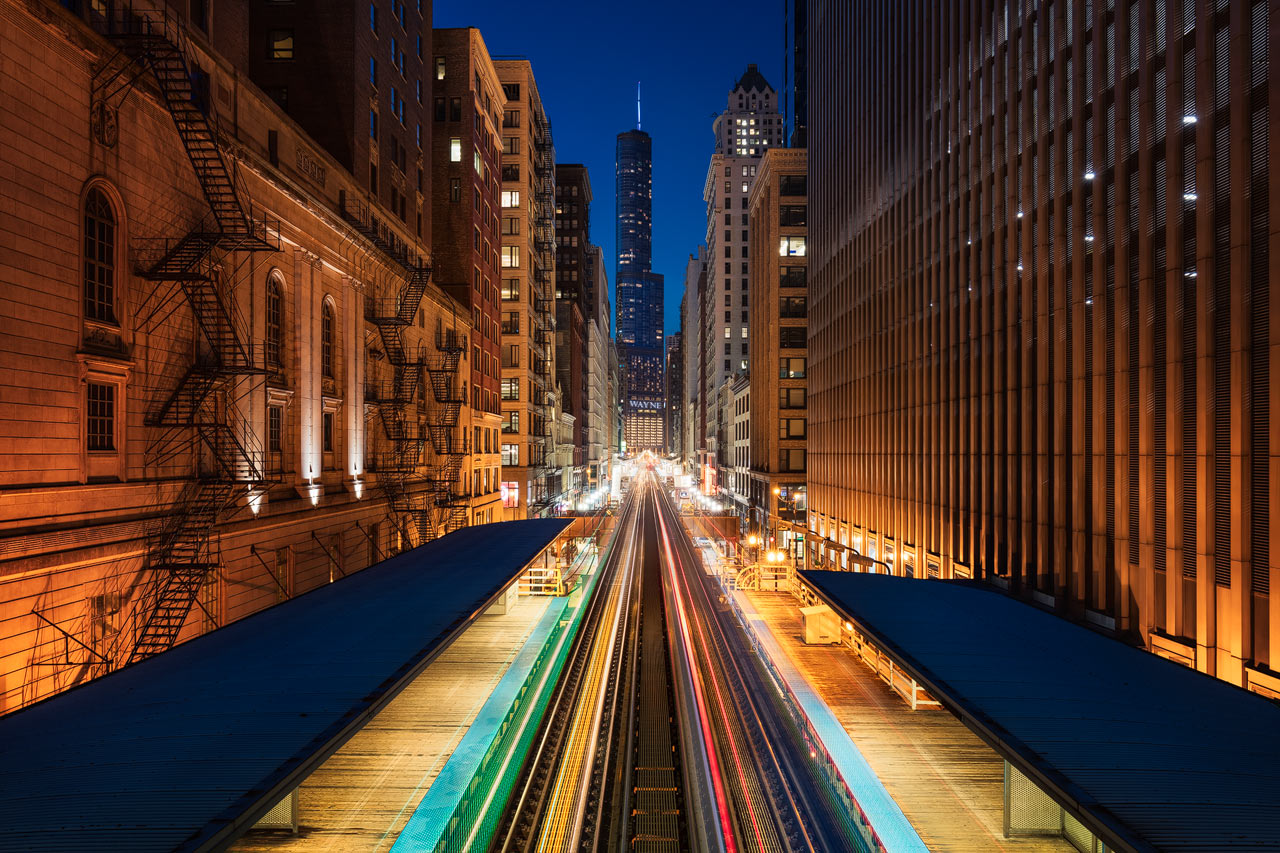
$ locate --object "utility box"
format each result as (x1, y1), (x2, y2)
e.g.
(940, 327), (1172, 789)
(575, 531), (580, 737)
(800, 604), (840, 645)
(485, 582), (517, 616)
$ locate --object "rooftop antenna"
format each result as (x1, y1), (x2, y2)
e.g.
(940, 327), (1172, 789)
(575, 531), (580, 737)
(636, 81), (642, 130)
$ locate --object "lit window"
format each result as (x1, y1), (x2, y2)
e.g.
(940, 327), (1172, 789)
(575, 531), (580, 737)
(501, 190), (520, 208)
(501, 245), (520, 268)
(501, 443), (519, 466)
(779, 236), (807, 257)
(450, 138), (461, 162)
(266, 277), (282, 368)
(268, 29), (294, 60)
(435, 56), (445, 80)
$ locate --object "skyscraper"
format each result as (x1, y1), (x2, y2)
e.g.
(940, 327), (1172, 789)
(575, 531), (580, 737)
(698, 66), (784, 499)
(807, 0), (1280, 690)
(615, 128), (665, 450)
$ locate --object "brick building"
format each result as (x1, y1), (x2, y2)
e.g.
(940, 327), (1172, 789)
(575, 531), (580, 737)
(0, 0), (476, 712)
(429, 27), (505, 525)
(808, 0), (1280, 692)
(747, 148), (807, 549)
(495, 60), (558, 516)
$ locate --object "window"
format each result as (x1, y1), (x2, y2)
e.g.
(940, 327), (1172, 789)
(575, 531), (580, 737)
(501, 246), (520, 268)
(779, 418), (806, 439)
(501, 443), (519, 466)
(266, 277), (282, 368)
(779, 236), (807, 256)
(779, 387), (806, 409)
(501, 377), (519, 400)
(501, 310), (519, 334)
(779, 205), (807, 226)
(450, 97), (462, 121)
(502, 164), (520, 182)
(502, 410), (520, 433)
(779, 175), (807, 196)
(503, 136), (520, 155)
(780, 296), (807, 319)
(321, 302), (335, 377)
(369, 1), (376, 32)
(268, 405), (283, 453)
(86, 382), (115, 451)
(434, 97), (445, 121)
(370, 108), (378, 140)
(779, 326), (806, 349)
(779, 357), (806, 379)
(502, 82), (520, 100)
(435, 56), (445, 79)
(450, 178), (461, 202)
(370, 57), (377, 87)
(724, 327), (731, 339)
(501, 190), (520, 208)
(268, 29), (294, 60)
(322, 411), (334, 452)
(449, 137), (461, 162)
(83, 188), (116, 324)
(781, 266), (806, 288)
(501, 481), (519, 508)
(503, 110), (520, 128)
(501, 216), (520, 235)
(502, 278), (520, 300)
(780, 448), (806, 472)
(502, 344), (520, 367)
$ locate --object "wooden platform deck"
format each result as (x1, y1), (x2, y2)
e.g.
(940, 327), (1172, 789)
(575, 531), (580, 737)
(230, 595), (553, 852)
(743, 590), (1076, 853)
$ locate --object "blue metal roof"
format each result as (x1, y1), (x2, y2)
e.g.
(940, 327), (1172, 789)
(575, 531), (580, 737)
(0, 518), (570, 853)
(800, 570), (1280, 853)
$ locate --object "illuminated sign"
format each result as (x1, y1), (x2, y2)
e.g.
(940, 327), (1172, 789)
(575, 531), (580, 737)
(628, 399), (665, 411)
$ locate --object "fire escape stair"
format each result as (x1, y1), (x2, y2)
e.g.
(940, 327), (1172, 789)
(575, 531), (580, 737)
(97, 13), (280, 666)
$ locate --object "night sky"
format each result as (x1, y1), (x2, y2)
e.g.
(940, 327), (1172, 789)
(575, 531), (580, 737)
(434, 0), (786, 336)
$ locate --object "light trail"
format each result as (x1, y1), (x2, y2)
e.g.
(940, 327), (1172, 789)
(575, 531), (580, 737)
(656, 504), (740, 853)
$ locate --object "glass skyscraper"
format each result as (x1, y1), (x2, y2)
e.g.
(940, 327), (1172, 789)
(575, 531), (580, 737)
(615, 128), (665, 450)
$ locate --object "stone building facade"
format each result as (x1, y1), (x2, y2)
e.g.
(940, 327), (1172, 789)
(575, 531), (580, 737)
(0, 0), (476, 712)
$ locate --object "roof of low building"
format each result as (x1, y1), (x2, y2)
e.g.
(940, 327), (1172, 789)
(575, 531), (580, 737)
(0, 518), (570, 853)
(801, 570), (1280, 853)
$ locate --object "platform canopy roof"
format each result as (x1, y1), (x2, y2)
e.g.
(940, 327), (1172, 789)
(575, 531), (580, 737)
(0, 518), (570, 853)
(801, 570), (1280, 853)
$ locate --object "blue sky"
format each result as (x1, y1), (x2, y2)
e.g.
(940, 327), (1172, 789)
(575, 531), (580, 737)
(434, 0), (786, 335)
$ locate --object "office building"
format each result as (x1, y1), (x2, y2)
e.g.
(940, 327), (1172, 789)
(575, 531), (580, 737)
(430, 27), (504, 525)
(700, 66), (784, 491)
(496, 60), (558, 516)
(615, 128), (665, 451)
(808, 0), (1280, 692)
(747, 148), (807, 560)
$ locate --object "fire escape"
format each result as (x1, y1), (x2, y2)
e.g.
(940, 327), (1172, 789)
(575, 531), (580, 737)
(91, 10), (278, 665)
(529, 107), (558, 514)
(423, 330), (469, 538)
(339, 192), (459, 548)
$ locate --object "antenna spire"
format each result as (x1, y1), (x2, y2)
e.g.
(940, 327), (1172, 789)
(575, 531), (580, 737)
(636, 81), (641, 130)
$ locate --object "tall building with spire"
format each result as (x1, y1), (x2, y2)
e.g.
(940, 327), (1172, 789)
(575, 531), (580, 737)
(615, 126), (665, 451)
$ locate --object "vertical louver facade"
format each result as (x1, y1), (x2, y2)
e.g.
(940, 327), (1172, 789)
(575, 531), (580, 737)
(807, 0), (1278, 689)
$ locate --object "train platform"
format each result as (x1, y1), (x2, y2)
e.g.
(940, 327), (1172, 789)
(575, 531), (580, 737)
(230, 594), (556, 852)
(737, 588), (1076, 853)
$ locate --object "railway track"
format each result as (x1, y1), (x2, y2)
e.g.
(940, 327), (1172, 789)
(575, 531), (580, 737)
(491, 470), (859, 853)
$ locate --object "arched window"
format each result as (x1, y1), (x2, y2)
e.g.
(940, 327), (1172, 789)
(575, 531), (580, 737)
(321, 301), (335, 378)
(266, 277), (282, 368)
(84, 188), (117, 324)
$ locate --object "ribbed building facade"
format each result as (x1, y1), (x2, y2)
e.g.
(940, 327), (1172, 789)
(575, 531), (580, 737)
(808, 0), (1279, 691)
